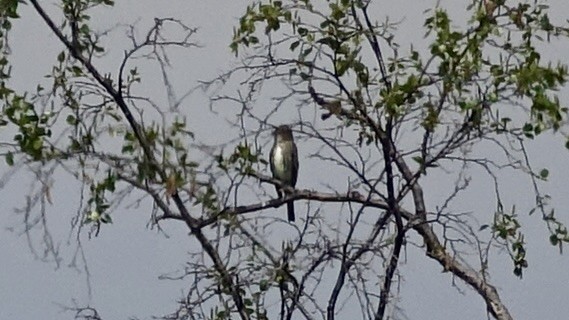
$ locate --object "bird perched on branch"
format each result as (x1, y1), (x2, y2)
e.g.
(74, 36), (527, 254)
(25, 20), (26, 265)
(308, 86), (343, 120)
(269, 125), (299, 222)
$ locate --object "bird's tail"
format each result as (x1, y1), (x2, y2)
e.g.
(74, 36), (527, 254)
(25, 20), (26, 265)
(287, 201), (295, 222)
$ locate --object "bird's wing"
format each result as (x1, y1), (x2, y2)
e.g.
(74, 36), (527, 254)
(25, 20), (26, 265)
(290, 142), (299, 187)
(269, 143), (276, 175)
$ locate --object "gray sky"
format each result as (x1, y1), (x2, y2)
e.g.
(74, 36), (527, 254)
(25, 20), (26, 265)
(1, 1), (569, 319)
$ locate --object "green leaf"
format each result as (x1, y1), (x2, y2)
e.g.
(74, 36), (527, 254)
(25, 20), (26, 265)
(71, 66), (83, 76)
(412, 156), (423, 164)
(66, 115), (77, 125)
(259, 279), (269, 291)
(301, 47), (312, 59)
(32, 138), (43, 151)
(289, 40), (300, 51)
(550, 234), (559, 246)
(539, 168), (549, 179)
(5, 152), (13, 166)
(299, 72), (310, 80)
(522, 123), (534, 139)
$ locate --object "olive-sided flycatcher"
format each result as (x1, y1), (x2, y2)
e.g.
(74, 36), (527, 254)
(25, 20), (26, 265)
(270, 125), (299, 222)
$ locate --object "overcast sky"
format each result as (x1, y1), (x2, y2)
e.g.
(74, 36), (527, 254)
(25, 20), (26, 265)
(1, 1), (569, 319)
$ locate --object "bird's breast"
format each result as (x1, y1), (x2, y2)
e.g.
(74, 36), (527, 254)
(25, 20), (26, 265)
(273, 145), (284, 166)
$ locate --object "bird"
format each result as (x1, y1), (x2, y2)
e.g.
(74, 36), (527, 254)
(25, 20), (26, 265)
(269, 125), (299, 222)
